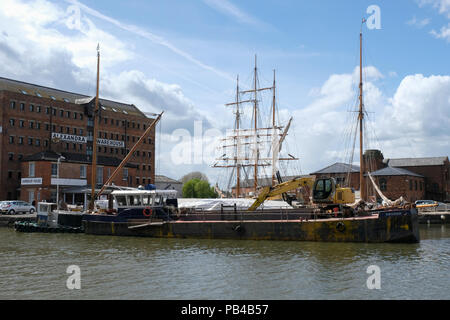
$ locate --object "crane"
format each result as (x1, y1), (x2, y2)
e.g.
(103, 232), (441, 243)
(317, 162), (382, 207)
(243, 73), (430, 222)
(247, 177), (355, 211)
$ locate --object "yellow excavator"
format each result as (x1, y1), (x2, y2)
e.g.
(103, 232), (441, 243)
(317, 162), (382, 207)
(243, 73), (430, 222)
(248, 176), (355, 211)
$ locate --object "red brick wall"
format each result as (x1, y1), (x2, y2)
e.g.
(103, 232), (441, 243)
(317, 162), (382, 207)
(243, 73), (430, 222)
(19, 160), (137, 203)
(366, 175), (426, 203)
(392, 161), (450, 202)
(1, 89), (155, 200)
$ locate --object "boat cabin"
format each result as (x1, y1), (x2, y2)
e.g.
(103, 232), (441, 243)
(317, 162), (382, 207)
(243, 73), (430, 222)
(111, 189), (178, 209)
(37, 202), (58, 227)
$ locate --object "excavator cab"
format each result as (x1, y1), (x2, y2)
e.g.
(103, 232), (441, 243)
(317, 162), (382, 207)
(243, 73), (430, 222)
(312, 178), (355, 205)
(312, 178), (335, 203)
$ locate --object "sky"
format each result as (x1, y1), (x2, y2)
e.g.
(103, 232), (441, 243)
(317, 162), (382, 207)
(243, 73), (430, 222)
(0, 0), (449, 188)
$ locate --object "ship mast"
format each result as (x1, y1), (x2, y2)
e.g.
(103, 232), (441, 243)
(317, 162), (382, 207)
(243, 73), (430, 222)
(253, 55), (259, 193)
(271, 70), (276, 187)
(236, 75), (241, 198)
(213, 56), (297, 197)
(359, 20), (365, 201)
(89, 44), (101, 210)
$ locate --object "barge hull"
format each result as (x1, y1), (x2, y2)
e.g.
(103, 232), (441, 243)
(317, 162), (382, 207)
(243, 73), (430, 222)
(83, 210), (420, 243)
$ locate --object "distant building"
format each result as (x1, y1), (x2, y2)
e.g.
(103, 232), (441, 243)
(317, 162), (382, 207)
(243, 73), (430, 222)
(310, 163), (360, 189)
(383, 157), (450, 202)
(310, 150), (449, 203)
(366, 166), (426, 203)
(20, 151), (137, 206)
(154, 175), (183, 195)
(0, 77), (156, 201)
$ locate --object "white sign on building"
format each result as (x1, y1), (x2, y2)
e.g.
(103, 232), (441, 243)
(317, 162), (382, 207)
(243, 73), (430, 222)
(97, 138), (125, 148)
(21, 177), (43, 185)
(51, 178), (87, 186)
(52, 132), (87, 144)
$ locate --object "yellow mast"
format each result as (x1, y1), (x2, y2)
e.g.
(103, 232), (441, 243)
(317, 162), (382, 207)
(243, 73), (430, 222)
(89, 44), (100, 210)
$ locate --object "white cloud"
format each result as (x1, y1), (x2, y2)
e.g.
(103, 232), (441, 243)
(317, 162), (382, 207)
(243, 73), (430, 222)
(202, 0), (267, 28)
(407, 16), (431, 28)
(286, 69), (450, 174)
(430, 23), (450, 41)
(68, 0), (233, 81)
(417, 0), (450, 42)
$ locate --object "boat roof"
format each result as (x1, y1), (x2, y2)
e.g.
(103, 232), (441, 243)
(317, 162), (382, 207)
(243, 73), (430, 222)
(111, 190), (177, 196)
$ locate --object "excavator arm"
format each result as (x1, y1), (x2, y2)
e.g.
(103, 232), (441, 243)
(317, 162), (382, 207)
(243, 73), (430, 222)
(247, 177), (315, 211)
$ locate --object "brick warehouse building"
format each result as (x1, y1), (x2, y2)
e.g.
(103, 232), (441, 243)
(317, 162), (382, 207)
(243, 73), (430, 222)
(310, 150), (449, 203)
(0, 77), (157, 202)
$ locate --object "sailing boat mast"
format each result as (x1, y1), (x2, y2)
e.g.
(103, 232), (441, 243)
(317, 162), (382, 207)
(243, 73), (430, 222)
(359, 21), (365, 201)
(271, 70), (276, 187)
(253, 55), (258, 193)
(235, 75), (241, 198)
(89, 44), (101, 210)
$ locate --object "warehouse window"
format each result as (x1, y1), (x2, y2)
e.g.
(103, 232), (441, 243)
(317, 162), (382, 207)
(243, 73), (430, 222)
(123, 168), (128, 181)
(10, 101), (16, 109)
(29, 104), (34, 112)
(80, 165), (86, 178)
(51, 163), (57, 177)
(9, 119), (15, 126)
(9, 136), (14, 144)
(8, 153), (14, 161)
(29, 162), (35, 177)
(36, 106), (41, 113)
(20, 103), (25, 111)
(380, 178), (387, 191)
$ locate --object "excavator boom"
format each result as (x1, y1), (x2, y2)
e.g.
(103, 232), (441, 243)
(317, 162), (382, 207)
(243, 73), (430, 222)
(248, 177), (314, 211)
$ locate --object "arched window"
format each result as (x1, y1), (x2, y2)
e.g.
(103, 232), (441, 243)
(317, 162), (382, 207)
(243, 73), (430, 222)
(379, 178), (387, 191)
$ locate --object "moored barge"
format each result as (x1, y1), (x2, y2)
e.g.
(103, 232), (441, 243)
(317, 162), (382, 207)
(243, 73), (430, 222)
(82, 189), (420, 243)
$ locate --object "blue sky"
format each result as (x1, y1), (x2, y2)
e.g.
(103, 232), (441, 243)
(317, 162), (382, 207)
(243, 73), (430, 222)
(0, 0), (449, 187)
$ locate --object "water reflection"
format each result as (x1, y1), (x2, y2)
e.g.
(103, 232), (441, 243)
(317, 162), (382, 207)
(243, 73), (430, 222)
(0, 225), (449, 300)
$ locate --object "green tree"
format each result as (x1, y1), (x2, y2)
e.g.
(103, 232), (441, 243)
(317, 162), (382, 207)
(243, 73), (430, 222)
(182, 178), (218, 198)
(180, 171), (209, 184)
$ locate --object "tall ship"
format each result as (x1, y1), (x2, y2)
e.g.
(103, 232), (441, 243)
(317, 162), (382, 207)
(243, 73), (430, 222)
(212, 55), (298, 199)
(82, 21), (420, 243)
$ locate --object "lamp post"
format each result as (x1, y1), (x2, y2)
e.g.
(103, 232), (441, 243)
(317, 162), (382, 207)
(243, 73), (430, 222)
(56, 156), (66, 211)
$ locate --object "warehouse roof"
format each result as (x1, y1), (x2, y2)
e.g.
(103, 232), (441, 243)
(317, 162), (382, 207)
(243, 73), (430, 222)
(310, 162), (360, 175)
(0, 77), (147, 117)
(383, 157), (448, 167)
(155, 175), (182, 184)
(367, 166), (424, 178)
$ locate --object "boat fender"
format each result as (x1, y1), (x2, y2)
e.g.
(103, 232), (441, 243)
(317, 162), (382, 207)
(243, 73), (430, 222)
(143, 207), (153, 217)
(336, 222), (346, 232)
